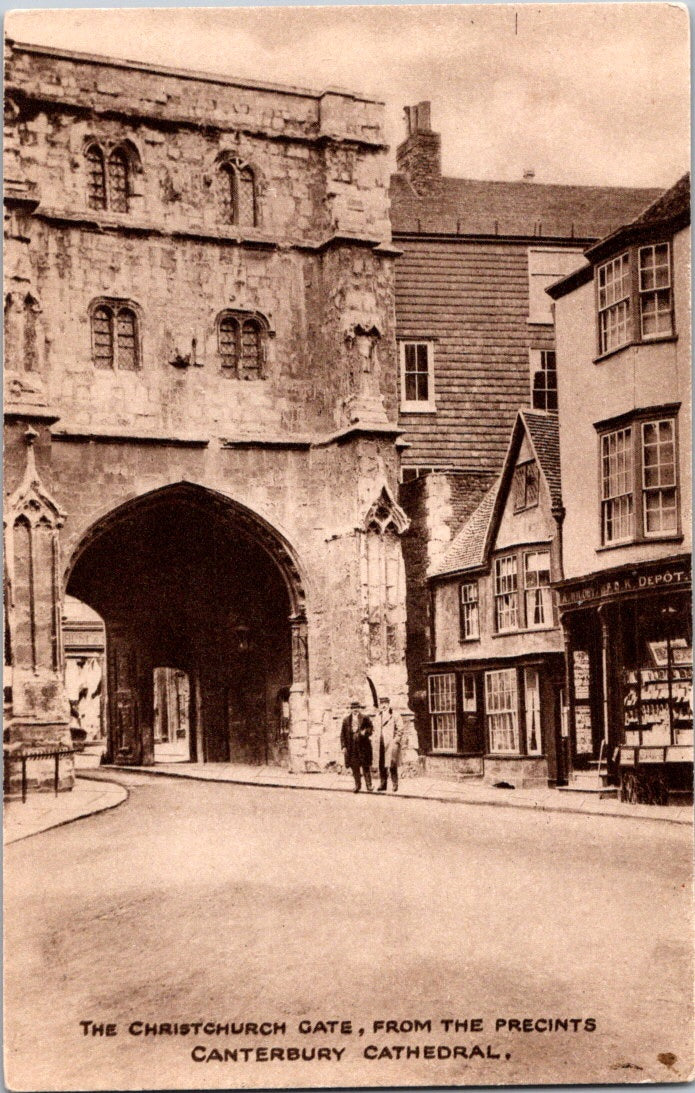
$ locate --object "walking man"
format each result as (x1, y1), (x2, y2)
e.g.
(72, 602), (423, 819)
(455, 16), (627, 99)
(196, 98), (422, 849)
(378, 696), (404, 792)
(341, 700), (373, 792)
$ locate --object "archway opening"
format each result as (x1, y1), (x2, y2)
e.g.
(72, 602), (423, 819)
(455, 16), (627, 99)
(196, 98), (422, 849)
(66, 485), (301, 767)
(153, 666), (190, 762)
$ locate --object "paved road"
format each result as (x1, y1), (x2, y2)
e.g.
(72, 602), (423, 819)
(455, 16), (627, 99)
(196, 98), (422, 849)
(4, 772), (693, 1090)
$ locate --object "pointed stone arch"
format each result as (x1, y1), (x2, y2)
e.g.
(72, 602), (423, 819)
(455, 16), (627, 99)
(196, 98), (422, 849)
(363, 485), (410, 536)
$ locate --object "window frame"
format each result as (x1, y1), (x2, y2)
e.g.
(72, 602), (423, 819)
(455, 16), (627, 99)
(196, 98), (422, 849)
(492, 546), (555, 634)
(428, 672), (458, 754)
(485, 667), (520, 754)
(399, 340), (436, 413)
(595, 241), (675, 360)
(512, 459), (540, 513)
(494, 554), (519, 633)
(523, 549), (553, 630)
(459, 580), (480, 642)
(596, 408), (681, 547)
(89, 298), (141, 371)
(218, 157), (258, 228)
(216, 310), (268, 379)
(529, 347), (558, 411)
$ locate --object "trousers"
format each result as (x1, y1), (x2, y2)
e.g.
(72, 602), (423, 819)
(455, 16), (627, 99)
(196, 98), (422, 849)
(351, 762), (372, 792)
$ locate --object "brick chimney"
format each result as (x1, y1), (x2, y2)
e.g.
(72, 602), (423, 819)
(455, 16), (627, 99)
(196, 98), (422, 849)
(396, 102), (442, 195)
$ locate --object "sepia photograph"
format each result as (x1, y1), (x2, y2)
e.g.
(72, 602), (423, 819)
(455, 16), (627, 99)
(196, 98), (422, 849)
(2, 2), (692, 1089)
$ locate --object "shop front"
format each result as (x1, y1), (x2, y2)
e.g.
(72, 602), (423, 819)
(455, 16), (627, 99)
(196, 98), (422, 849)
(557, 555), (692, 802)
(426, 653), (566, 787)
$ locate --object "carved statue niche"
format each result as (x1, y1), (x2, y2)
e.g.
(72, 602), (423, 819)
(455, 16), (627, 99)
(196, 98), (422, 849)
(360, 487), (409, 669)
(4, 291), (42, 374)
(5, 428), (66, 682)
(344, 323), (382, 395)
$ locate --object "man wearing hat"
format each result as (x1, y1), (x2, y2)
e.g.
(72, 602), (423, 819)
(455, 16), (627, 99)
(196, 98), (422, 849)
(340, 700), (373, 792)
(378, 696), (405, 792)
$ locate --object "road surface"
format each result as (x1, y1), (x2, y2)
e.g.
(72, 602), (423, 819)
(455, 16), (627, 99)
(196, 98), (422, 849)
(4, 771), (693, 1089)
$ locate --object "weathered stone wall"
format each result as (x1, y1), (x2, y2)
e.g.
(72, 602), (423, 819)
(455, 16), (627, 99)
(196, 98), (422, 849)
(4, 41), (411, 781)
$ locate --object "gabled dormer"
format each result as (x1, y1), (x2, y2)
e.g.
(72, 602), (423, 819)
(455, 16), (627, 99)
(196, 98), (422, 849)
(429, 408), (564, 663)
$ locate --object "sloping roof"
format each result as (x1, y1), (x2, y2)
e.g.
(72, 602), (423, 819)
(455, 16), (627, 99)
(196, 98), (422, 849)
(632, 171), (690, 227)
(549, 172), (691, 298)
(430, 479), (499, 577)
(520, 409), (562, 512)
(390, 173), (663, 240)
(430, 409), (562, 579)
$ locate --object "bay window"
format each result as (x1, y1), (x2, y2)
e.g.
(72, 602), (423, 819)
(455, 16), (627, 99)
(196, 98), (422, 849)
(596, 242), (674, 356)
(599, 411), (679, 545)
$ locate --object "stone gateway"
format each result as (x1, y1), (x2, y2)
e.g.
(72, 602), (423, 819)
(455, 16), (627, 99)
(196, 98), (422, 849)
(3, 40), (414, 788)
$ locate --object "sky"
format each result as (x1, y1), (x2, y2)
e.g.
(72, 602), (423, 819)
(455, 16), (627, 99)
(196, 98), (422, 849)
(5, 2), (691, 187)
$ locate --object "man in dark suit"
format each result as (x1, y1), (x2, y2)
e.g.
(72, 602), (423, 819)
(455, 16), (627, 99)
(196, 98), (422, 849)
(340, 700), (373, 792)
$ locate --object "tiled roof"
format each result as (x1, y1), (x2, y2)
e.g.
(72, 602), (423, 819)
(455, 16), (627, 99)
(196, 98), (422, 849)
(430, 409), (562, 578)
(430, 479), (499, 577)
(390, 173), (663, 240)
(520, 409), (562, 512)
(632, 172), (690, 227)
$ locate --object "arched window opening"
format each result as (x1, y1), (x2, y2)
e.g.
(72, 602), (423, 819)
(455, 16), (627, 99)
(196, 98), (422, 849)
(240, 319), (262, 377)
(218, 314), (239, 370)
(108, 148), (129, 213)
(86, 144), (107, 210)
(217, 312), (266, 378)
(92, 305), (114, 369)
(90, 301), (140, 370)
(218, 159), (257, 227)
(237, 166), (256, 226)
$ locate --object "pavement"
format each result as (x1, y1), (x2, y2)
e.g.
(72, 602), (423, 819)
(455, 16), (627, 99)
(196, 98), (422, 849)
(3, 743), (690, 845)
(90, 755), (692, 824)
(3, 772), (127, 845)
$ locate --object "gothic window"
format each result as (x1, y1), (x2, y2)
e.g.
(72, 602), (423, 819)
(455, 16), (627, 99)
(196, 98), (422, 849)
(217, 312), (266, 378)
(108, 148), (130, 213)
(86, 144), (107, 210)
(90, 300), (140, 370)
(218, 315), (239, 371)
(85, 143), (135, 212)
(218, 158), (257, 226)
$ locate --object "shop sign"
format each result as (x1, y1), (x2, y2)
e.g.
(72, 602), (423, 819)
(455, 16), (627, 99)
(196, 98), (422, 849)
(558, 562), (691, 608)
(574, 706), (593, 754)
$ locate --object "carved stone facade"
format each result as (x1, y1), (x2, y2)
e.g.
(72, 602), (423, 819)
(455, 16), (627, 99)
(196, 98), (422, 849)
(3, 41), (413, 784)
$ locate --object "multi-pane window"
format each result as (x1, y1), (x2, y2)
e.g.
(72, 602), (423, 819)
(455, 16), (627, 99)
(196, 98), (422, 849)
(531, 349), (558, 411)
(601, 427), (634, 543)
(86, 144), (107, 210)
(428, 673), (457, 752)
(90, 301), (140, 370)
(462, 673), (476, 713)
(513, 460), (539, 511)
(642, 419), (677, 534)
(400, 341), (434, 410)
(485, 668), (519, 753)
(494, 555), (518, 632)
(524, 667), (542, 755)
(217, 313), (264, 378)
(459, 581), (479, 641)
(85, 144), (130, 212)
(639, 244), (672, 339)
(108, 149), (129, 213)
(599, 415), (679, 544)
(219, 160), (257, 226)
(524, 551), (552, 628)
(218, 315), (239, 370)
(598, 252), (631, 354)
